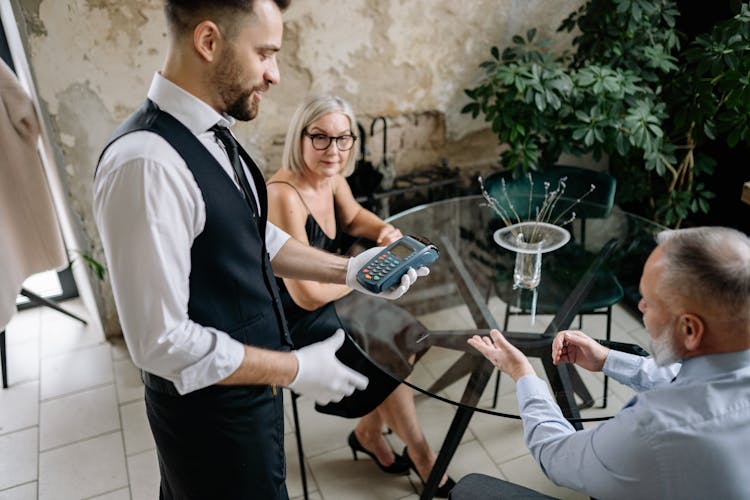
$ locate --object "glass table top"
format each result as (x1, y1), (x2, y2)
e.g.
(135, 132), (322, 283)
(335, 195), (665, 423)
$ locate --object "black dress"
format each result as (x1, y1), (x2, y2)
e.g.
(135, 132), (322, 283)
(270, 181), (428, 418)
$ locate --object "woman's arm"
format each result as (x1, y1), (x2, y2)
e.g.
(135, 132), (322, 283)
(267, 182), (352, 310)
(333, 176), (402, 246)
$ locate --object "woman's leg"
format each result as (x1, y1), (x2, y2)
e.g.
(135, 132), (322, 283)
(353, 409), (398, 466)
(376, 383), (449, 486)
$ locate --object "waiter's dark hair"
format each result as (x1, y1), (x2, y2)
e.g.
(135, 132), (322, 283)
(164, 0), (291, 38)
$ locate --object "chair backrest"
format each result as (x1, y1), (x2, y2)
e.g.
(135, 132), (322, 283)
(482, 165), (617, 222)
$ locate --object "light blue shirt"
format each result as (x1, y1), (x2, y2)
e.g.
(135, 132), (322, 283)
(516, 348), (750, 499)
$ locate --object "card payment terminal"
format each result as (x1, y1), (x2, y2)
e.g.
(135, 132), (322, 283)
(356, 235), (439, 293)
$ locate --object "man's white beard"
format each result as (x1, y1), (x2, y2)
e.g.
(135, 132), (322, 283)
(649, 326), (680, 366)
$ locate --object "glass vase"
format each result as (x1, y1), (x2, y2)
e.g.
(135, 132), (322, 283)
(513, 239), (543, 289)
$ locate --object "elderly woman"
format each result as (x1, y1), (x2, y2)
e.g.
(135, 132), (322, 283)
(267, 95), (454, 497)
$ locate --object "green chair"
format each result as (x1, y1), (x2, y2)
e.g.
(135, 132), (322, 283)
(483, 165), (622, 408)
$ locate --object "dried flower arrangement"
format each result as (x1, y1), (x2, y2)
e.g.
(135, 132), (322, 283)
(479, 173), (596, 247)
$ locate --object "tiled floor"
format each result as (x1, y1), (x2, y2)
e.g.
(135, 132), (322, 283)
(0, 296), (650, 500)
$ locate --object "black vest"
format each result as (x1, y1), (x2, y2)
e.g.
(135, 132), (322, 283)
(98, 100), (292, 391)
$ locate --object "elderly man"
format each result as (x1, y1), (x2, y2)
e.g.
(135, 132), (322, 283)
(456, 226), (750, 500)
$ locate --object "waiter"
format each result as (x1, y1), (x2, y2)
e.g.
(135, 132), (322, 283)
(93, 1), (428, 498)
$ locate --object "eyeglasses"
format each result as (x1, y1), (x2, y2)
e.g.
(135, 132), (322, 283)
(302, 129), (357, 151)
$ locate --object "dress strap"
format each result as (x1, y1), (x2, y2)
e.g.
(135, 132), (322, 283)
(267, 180), (312, 215)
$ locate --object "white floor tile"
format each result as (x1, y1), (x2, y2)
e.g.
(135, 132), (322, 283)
(4, 309), (40, 347)
(449, 439), (505, 483)
(40, 304), (104, 359)
(284, 427), (318, 500)
(120, 400), (155, 456)
(127, 448), (159, 500)
(89, 487), (131, 500)
(0, 381), (38, 435)
(38, 431), (128, 500)
(309, 445), (416, 500)
(0, 428), (37, 491)
(0, 482), (37, 500)
(40, 343), (113, 400)
(113, 358), (143, 404)
(39, 384), (120, 451)
(468, 409), (528, 466)
(289, 395), (354, 458)
(5, 340), (39, 387)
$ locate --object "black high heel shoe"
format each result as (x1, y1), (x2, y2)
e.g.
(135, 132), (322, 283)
(402, 447), (456, 498)
(347, 431), (410, 475)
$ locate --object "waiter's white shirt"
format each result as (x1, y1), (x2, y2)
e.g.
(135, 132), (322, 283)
(93, 73), (290, 394)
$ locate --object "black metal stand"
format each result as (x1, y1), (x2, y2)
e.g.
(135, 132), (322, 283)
(1, 330), (7, 389)
(1, 288), (88, 389)
(19, 288), (87, 325)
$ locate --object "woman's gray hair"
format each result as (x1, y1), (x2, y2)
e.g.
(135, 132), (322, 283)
(656, 227), (750, 323)
(281, 95), (358, 177)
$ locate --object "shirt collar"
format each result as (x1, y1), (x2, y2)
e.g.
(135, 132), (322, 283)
(146, 72), (235, 135)
(678, 348), (750, 380)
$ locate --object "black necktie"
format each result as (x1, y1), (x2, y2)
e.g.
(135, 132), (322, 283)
(210, 125), (258, 215)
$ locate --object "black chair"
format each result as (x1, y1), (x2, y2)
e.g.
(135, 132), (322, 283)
(482, 165), (622, 408)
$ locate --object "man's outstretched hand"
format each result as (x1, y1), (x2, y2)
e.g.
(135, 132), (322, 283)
(468, 329), (536, 381)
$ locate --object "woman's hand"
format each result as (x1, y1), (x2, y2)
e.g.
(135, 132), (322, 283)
(468, 329), (535, 381)
(376, 224), (403, 246)
(551, 330), (610, 372)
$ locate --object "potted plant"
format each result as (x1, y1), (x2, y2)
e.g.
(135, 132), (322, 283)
(462, 0), (750, 227)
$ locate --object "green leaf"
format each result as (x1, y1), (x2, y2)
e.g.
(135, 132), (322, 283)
(534, 92), (545, 112)
(704, 121), (716, 140)
(491, 46), (500, 60)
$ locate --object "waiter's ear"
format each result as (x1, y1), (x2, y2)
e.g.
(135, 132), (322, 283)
(193, 20), (223, 63)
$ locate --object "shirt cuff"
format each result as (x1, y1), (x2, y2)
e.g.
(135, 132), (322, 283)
(173, 330), (245, 394)
(265, 221), (291, 260)
(516, 374), (554, 404)
(603, 349), (643, 380)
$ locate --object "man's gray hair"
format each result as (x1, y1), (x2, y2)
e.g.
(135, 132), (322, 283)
(656, 226), (750, 323)
(281, 95), (358, 177)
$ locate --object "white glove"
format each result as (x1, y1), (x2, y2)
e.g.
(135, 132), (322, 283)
(287, 329), (369, 405)
(346, 246), (431, 300)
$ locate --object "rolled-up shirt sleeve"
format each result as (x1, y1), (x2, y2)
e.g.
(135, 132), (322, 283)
(265, 221), (290, 260)
(93, 133), (244, 394)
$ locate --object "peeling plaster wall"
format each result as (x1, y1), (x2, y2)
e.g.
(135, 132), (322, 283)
(17, 0), (584, 336)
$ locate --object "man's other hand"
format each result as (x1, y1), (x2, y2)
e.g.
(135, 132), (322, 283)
(287, 329), (369, 404)
(551, 330), (610, 372)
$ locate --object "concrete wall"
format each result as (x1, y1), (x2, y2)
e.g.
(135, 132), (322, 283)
(16, 0), (584, 335)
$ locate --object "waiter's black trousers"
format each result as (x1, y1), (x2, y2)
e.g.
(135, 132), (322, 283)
(145, 382), (288, 500)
